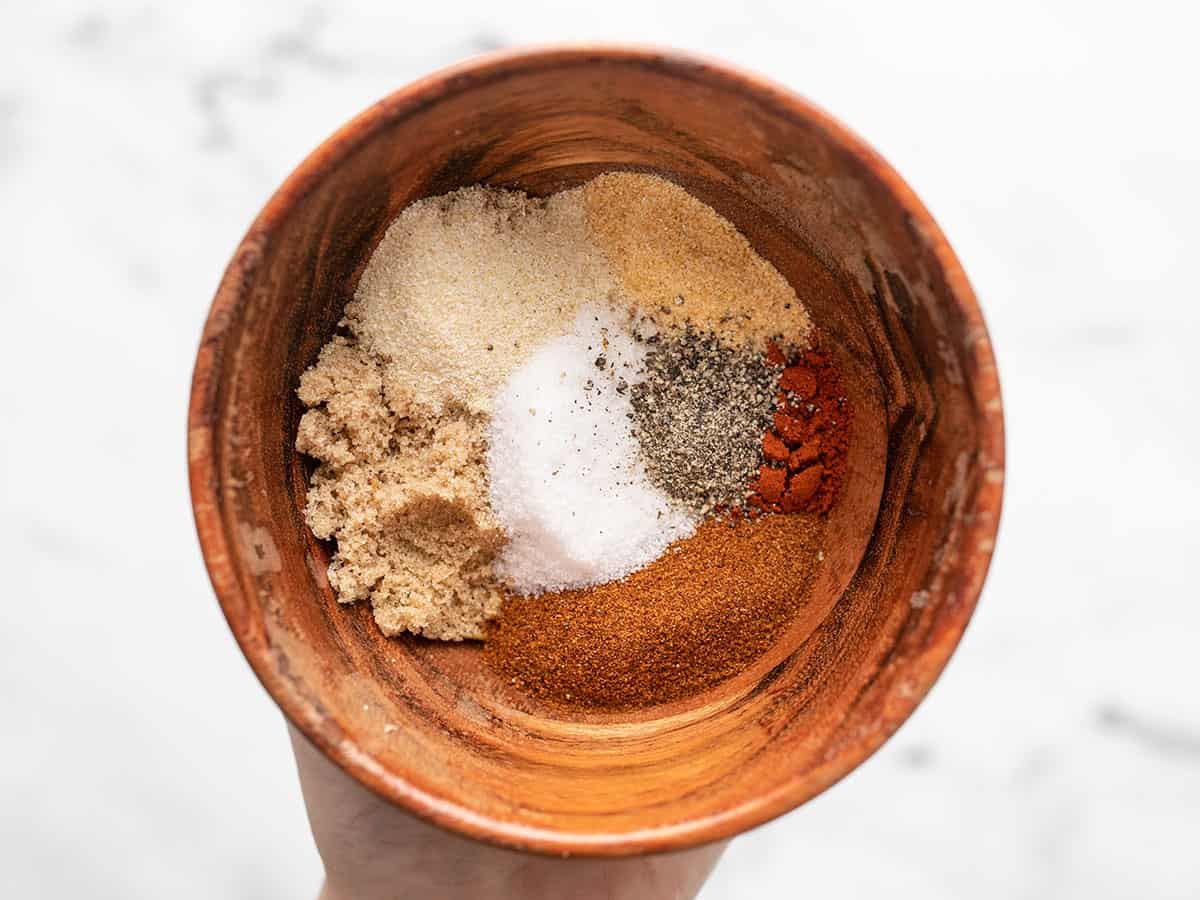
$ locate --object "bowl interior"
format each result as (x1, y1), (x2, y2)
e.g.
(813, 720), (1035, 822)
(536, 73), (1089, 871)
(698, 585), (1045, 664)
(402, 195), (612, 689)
(189, 49), (1003, 854)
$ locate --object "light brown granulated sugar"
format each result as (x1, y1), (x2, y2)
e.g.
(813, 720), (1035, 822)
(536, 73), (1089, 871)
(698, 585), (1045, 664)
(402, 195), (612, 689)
(296, 337), (505, 640)
(348, 185), (625, 415)
(582, 172), (812, 349)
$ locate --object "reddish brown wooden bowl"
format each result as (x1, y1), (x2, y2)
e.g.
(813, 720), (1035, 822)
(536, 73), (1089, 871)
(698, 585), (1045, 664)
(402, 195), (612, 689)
(188, 46), (1003, 856)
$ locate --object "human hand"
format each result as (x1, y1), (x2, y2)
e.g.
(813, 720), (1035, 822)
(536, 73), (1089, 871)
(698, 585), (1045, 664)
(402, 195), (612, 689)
(289, 725), (727, 900)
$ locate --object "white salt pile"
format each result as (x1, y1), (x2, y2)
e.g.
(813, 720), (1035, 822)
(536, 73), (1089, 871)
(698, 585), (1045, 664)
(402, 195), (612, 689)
(487, 304), (696, 594)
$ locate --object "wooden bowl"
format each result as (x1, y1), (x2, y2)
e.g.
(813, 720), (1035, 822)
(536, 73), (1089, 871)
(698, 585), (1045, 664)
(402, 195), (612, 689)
(189, 46), (1003, 856)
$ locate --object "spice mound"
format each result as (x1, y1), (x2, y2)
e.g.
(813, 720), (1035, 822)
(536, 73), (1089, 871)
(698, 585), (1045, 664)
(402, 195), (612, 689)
(485, 514), (823, 709)
(295, 171), (852, 708)
(487, 304), (696, 595)
(296, 338), (503, 640)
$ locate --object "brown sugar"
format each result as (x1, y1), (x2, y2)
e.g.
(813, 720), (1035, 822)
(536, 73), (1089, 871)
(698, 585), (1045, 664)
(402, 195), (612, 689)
(296, 337), (505, 640)
(484, 514), (824, 710)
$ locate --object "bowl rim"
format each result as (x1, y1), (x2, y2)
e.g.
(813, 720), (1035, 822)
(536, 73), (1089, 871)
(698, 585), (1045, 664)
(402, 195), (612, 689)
(188, 43), (1004, 856)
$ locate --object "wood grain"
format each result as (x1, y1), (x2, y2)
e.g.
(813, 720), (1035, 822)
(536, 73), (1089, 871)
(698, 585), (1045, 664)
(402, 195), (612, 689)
(188, 46), (1004, 856)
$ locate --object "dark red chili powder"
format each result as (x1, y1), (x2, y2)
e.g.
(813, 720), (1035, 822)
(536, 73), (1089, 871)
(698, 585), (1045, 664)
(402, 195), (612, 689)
(749, 343), (851, 515)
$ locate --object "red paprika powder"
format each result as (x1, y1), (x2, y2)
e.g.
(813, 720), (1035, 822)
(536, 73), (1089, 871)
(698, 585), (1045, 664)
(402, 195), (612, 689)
(749, 342), (851, 515)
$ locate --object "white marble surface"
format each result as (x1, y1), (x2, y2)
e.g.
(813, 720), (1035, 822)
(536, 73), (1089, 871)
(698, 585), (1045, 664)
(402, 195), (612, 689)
(3, 2), (1198, 897)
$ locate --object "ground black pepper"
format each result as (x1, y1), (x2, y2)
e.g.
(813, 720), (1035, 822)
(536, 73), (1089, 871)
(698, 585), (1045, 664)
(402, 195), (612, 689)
(630, 328), (780, 514)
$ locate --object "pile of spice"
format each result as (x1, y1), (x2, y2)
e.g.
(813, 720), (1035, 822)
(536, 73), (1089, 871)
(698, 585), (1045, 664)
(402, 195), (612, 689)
(750, 344), (851, 515)
(350, 184), (621, 414)
(487, 303), (695, 594)
(485, 514), (823, 709)
(630, 327), (781, 515)
(295, 170), (853, 708)
(581, 172), (811, 347)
